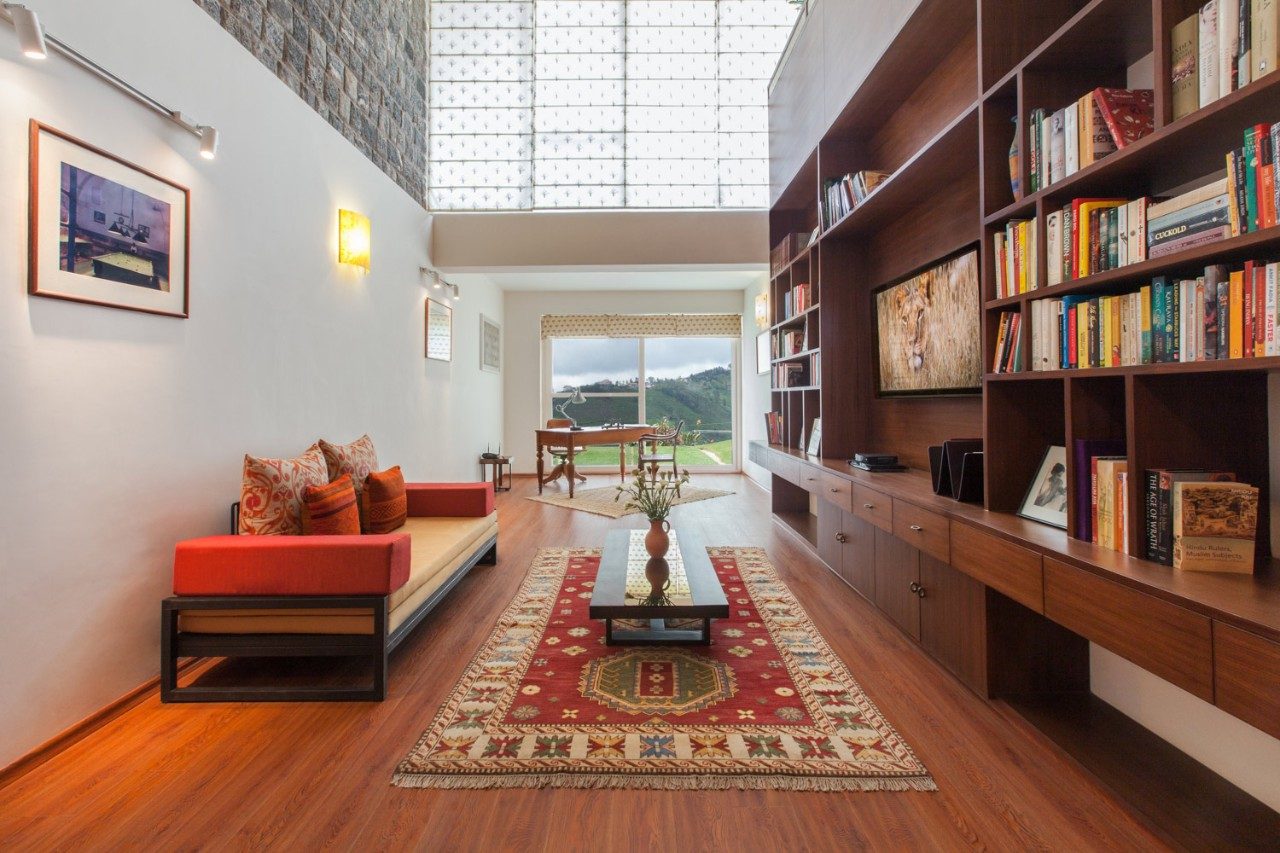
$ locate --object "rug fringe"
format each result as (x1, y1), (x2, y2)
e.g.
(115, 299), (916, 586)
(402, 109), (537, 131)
(392, 771), (937, 793)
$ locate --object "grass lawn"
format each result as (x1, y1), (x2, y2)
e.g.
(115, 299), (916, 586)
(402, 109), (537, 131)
(560, 440), (734, 469)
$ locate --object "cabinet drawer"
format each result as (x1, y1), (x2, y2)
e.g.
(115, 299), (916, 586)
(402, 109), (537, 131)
(748, 442), (769, 467)
(1215, 623), (1280, 740)
(1043, 558), (1213, 701)
(797, 464), (823, 493)
(951, 522), (1043, 612)
(768, 453), (799, 485)
(819, 472), (852, 509)
(892, 500), (950, 563)
(851, 484), (892, 533)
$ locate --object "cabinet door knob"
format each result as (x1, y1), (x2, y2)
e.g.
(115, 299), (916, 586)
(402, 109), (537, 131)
(909, 524), (923, 532)
(916, 585), (926, 598)
(909, 581), (920, 593)
(836, 532), (848, 543)
(863, 502), (874, 509)
(830, 487), (840, 493)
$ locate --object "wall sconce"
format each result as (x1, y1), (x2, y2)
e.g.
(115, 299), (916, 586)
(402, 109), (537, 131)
(338, 209), (371, 270)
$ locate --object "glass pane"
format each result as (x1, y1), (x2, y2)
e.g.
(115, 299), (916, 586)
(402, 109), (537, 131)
(551, 338), (639, 391)
(547, 394), (640, 467)
(644, 337), (734, 467)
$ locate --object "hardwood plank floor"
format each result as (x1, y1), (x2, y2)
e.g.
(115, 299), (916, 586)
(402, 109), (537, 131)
(0, 474), (1170, 851)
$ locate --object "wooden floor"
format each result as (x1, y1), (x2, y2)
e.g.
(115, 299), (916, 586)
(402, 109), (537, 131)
(0, 474), (1174, 851)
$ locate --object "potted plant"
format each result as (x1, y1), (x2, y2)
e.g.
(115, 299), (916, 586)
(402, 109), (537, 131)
(615, 468), (691, 558)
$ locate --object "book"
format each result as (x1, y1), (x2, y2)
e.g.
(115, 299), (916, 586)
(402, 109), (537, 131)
(1093, 88), (1156, 150)
(1260, 123), (1276, 228)
(1073, 441), (1123, 541)
(1064, 102), (1080, 176)
(1148, 469), (1236, 564)
(1229, 268), (1245, 356)
(1245, 124), (1262, 231)
(1046, 211), (1063, 286)
(1240, 0), (1253, 87)
(1172, 13), (1201, 120)
(1050, 109), (1066, 185)
(1205, 264), (1226, 358)
(1095, 457), (1128, 551)
(1173, 481), (1259, 572)
(1201, 4), (1221, 107)
(1253, 0), (1279, 79)
(1222, 0), (1241, 97)
(1073, 199), (1126, 277)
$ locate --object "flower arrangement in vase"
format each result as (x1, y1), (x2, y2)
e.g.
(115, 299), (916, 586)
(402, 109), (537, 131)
(615, 468), (691, 558)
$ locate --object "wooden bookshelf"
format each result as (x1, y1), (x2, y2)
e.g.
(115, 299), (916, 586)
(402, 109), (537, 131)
(764, 0), (1280, 835)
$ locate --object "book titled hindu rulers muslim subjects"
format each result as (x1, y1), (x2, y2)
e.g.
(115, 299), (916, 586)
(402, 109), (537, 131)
(1173, 480), (1260, 572)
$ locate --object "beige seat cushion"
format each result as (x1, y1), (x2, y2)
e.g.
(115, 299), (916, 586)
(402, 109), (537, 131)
(178, 513), (497, 635)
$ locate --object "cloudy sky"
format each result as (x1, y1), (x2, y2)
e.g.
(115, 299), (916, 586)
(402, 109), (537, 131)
(552, 337), (732, 389)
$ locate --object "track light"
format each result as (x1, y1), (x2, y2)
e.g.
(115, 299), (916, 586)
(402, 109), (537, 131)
(198, 125), (219, 160)
(450, 283), (461, 302)
(7, 4), (46, 59)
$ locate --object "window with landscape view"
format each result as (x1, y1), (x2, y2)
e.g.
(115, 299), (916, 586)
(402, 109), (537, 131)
(548, 336), (736, 468)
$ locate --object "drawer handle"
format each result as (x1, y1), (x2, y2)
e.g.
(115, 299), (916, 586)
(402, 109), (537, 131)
(863, 502), (875, 509)
(909, 524), (923, 532)
(807, 476), (817, 482)
(829, 487), (840, 493)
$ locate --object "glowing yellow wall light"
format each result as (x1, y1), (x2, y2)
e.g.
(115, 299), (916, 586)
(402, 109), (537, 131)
(338, 209), (371, 270)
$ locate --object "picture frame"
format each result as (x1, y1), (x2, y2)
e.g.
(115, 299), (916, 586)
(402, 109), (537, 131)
(480, 314), (501, 373)
(29, 121), (190, 318)
(872, 247), (981, 396)
(806, 417), (822, 456)
(426, 298), (452, 361)
(756, 331), (771, 375)
(1017, 445), (1070, 529)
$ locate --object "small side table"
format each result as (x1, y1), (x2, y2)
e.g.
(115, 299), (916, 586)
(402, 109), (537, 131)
(479, 455), (514, 492)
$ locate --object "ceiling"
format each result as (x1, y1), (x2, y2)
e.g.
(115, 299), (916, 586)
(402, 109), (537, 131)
(449, 267), (767, 293)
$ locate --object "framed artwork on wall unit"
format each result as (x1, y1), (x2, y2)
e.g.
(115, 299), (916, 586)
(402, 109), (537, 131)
(1017, 445), (1070, 529)
(480, 314), (501, 373)
(426, 298), (452, 361)
(873, 248), (981, 396)
(29, 121), (190, 318)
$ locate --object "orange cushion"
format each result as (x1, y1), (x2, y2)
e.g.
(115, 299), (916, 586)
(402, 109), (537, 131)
(319, 434), (379, 499)
(362, 466), (407, 534)
(302, 474), (361, 535)
(239, 444), (329, 535)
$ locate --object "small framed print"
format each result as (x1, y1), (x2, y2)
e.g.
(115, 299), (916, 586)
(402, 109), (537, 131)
(1018, 445), (1069, 529)
(480, 314), (501, 373)
(29, 121), (190, 318)
(426, 298), (452, 361)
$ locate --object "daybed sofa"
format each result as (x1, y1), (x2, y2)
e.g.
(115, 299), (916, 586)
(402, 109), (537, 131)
(161, 482), (497, 702)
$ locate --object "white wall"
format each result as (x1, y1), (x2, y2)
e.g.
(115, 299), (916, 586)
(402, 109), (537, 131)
(501, 289), (745, 474)
(741, 277), (772, 489)
(0, 1), (502, 768)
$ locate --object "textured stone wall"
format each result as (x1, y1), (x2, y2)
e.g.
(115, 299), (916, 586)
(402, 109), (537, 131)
(195, 0), (426, 204)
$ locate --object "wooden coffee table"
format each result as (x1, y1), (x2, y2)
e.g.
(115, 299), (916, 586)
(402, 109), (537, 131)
(589, 529), (729, 645)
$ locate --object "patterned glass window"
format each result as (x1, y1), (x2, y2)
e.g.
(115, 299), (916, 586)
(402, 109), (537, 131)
(428, 0), (799, 210)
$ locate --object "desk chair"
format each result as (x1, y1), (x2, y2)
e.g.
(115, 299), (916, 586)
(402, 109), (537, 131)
(638, 419), (684, 495)
(543, 418), (588, 488)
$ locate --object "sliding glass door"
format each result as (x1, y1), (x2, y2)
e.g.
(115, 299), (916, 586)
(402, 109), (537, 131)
(545, 336), (737, 470)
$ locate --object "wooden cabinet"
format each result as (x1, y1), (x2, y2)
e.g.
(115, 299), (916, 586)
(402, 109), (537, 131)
(892, 500), (949, 563)
(874, 527), (921, 641)
(1043, 558), (1213, 702)
(797, 463), (823, 494)
(851, 483), (893, 532)
(768, 452), (800, 486)
(816, 499), (875, 600)
(820, 472), (852, 510)
(1213, 623), (1280, 741)
(951, 522), (1043, 612)
(919, 553), (987, 694)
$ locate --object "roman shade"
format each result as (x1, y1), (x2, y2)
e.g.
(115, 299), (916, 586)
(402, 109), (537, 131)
(540, 313), (741, 339)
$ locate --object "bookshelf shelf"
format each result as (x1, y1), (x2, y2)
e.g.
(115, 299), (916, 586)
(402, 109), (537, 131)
(770, 243), (812, 281)
(986, 356), (1280, 382)
(771, 347), (821, 365)
(774, 385), (821, 393)
(770, 303), (819, 331)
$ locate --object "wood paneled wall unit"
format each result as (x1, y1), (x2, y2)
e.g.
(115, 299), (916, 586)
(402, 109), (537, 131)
(762, 0), (1280, 836)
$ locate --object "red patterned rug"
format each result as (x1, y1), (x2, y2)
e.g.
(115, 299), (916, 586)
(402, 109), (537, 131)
(393, 547), (935, 791)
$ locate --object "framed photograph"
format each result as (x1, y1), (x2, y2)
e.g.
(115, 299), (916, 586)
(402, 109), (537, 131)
(426, 298), (452, 361)
(1018, 445), (1070, 529)
(756, 331), (771, 374)
(806, 417), (822, 456)
(480, 314), (501, 373)
(873, 248), (981, 395)
(29, 121), (190, 318)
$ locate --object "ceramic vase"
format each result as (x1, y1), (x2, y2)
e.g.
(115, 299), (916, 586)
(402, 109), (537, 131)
(645, 518), (671, 558)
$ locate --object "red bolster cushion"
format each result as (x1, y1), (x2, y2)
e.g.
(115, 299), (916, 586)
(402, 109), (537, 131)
(173, 534), (411, 596)
(405, 482), (495, 518)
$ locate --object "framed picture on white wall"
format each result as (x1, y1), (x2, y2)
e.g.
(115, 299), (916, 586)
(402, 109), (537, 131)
(480, 314), (501, 373)
(29, 121), (190, 318)
(756, 331), (770, 374)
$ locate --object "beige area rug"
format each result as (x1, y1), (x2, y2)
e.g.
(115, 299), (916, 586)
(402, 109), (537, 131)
(527, 484), (734, 518)
(392, 547), (935, 791)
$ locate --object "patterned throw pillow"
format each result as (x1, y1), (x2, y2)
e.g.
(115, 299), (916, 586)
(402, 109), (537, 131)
(301, 474), (361, 535)
(239, 444), (330, 535)
(319, 434), (379, 499)
(361, 466), (407, 534)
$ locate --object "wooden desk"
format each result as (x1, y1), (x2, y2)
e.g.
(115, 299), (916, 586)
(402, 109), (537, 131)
(535, 424), (651, 498)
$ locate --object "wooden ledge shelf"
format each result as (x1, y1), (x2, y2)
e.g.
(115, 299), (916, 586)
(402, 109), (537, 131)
(771, 347), (820, 364)
(770, 303), (819, 331)
(770, 243), (812, 281)
(1018, 0), (1152, 75)
(758, 441), (1280, 643)
(772, 384), (821, 393)
(985, 356), (1280, 381)
(820, 104), (979, 242)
